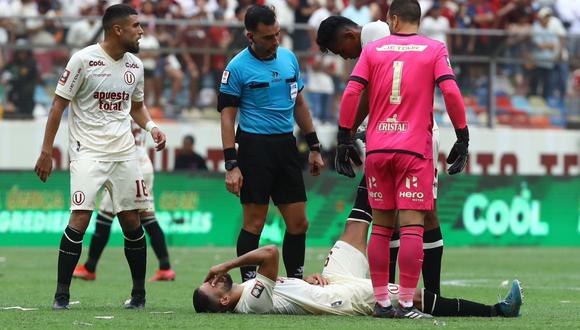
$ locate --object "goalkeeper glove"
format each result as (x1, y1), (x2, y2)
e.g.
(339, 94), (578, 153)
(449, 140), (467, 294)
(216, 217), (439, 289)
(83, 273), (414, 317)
(446, 126), (469, 175)
(335, 127), (362, 178)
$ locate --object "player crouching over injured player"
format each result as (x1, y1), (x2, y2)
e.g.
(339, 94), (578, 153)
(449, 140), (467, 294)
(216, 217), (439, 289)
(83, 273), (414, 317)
(192, 237), (523, 317)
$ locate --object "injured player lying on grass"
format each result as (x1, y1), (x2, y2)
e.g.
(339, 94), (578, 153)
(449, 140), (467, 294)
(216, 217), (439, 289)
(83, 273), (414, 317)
(192, 242), (523, 318)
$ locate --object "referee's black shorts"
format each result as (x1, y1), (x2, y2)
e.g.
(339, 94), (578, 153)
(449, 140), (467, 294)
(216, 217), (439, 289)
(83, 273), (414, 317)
(237, 129), (307, 205)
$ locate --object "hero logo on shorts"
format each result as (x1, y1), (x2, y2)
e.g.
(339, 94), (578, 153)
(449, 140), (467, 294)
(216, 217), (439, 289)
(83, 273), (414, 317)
(124, 71), (136, 85)
(367, 176), (378, 188)
(400, 176), (424, 201)
(72, 191), (85, 206)
(368, 176), (383, 200)
(59, 69), (71, 85)
(378, 114), (408, 133)
(251, 280), (265, 298)
(405, 176), (418, 189)
(221, 70), (230, 84)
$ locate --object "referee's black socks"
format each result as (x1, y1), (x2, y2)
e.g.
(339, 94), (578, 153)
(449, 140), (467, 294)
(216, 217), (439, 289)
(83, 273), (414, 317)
(283, 231), (305, 279)
(423, 227), (444, 295)
(237, 229), (260, 282)
(56, 226), (84, 296)
(85, 213), (113, 273)
(123, 226), (147, 296)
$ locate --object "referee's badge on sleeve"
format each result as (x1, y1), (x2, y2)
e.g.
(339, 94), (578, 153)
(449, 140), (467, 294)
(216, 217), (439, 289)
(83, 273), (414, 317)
(290, 82), (298, 100)
(221, 70), (230, 84)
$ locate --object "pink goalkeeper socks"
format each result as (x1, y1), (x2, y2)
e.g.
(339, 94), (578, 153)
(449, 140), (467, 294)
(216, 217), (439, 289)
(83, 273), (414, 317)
(398, 225), (424, 307)
(368, 225), (394, 307)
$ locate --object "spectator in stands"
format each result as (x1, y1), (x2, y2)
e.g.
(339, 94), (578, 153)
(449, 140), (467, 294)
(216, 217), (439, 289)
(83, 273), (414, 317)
(529, 7), (560, 99)
(230, 5), (250, 52)
(139, 22), (162, 108)
(290, 0), (317, 52)
(174, 135), (208, 171)
(505, 8), (532, 91)
(179, 12), (211, 112)
(420, 2), (451, 47)
(1, 46), (38, 119)
(208, 9), (233, 91)
(66, 5), (102, 51)
(342, 0), (371, 26)
(306, 54), (335, 122)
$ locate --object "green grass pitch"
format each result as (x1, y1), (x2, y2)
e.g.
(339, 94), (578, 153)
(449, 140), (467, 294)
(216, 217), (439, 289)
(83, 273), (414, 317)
(1, 247), (579, 329)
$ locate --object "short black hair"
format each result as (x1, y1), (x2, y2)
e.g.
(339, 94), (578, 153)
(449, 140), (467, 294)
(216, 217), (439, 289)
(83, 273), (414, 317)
(388, 0), (421, 24)
(193, 288), (220, 313)
(184, 135), (195, 145)
(102, 4), (138, 34)
(316, 16), (357, 53)
(244, 5), (276, 32)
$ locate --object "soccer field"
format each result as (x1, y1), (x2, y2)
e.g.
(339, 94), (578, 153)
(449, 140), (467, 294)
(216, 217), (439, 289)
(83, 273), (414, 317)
(0, 247), (578, 329)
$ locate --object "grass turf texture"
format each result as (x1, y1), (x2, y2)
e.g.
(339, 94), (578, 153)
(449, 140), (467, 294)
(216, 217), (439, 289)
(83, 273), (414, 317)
(0, 247), (579, 329)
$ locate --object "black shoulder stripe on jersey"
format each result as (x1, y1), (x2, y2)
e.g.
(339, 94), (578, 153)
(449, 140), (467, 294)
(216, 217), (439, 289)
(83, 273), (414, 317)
(349, 76), (368, 87)
(436, 74), (456, 86)
(217, 92), (241, 112)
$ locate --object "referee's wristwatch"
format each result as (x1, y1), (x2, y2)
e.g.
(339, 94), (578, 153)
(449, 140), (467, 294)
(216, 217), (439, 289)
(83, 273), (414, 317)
(225, 160), (238, 171)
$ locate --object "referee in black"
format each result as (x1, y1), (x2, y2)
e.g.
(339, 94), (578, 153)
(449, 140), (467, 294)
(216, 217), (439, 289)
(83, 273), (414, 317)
(218, 5), (324, 282)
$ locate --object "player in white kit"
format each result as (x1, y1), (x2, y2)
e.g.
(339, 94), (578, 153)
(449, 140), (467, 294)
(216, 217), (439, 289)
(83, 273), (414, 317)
(34, 4), (166, 310)
(193, 227), (522, 317)
(73, 120), (175, 283)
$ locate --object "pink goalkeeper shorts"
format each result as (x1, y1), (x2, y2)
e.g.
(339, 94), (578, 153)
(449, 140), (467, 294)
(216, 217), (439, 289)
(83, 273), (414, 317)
(365, 153), (434, 211)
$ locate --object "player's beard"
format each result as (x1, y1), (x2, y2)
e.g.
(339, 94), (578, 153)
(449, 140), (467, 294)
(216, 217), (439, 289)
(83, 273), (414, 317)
(127, 43), (140, 54)
(222, 274), (233, 291)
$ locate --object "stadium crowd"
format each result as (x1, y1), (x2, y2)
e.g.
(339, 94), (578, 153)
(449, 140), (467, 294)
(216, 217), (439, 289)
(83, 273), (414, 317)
(0, 0), (579, 128)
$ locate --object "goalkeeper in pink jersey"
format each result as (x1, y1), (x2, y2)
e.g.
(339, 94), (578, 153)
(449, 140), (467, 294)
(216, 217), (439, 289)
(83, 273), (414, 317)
(336, 0), (469, 319)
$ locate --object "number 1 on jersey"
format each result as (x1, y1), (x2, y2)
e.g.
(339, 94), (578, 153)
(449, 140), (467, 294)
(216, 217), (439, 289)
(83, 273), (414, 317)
(390, 61), (404, 105)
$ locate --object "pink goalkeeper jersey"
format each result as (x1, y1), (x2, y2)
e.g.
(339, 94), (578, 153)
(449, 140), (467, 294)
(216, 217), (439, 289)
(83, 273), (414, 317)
(342, 34), (455, 159)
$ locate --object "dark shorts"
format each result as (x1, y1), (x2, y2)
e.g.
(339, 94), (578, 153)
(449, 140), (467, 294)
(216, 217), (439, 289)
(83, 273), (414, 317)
(237, 130), (307, 205)
(347, 175), (372, 223)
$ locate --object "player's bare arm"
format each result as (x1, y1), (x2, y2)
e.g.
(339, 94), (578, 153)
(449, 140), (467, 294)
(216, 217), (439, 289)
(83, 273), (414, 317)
(129, 101), (166, 151)
(293, 93), (324, 176)
(34, 95), (70, 182)
(351, 89), (370, 136)
(220, 106), (243, 196)
(205, 245), (279, 285)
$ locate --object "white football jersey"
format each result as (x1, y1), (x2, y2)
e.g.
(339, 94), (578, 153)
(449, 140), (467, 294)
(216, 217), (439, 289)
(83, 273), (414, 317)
(55, 44), (145, 161)
(360, 20), (390, 48)
(234, 274), (400, 316)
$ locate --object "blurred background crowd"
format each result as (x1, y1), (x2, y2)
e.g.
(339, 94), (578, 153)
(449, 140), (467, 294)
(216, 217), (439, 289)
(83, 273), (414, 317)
(0, 0), (579, 129)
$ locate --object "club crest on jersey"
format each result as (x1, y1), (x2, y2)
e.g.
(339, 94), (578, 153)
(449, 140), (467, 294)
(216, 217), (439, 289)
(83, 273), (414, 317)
(72, 191), (85, 205)
(124, 71), (136, 85)
(221, 70), (230, 84)
(251, 281), (265, 298)
(59, 69), (71, 85)
(378, 114), (408, 133)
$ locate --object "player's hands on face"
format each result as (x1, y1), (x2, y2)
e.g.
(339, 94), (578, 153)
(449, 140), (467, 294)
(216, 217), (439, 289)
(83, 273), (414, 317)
(34, 151), (53, 182)
(335, 128), (362, 178)
(225, 167), (243, 197)
(308, 151), (324, 176)
(150, 127), (166, 151)
(447, 126), (469, 175)
(205, 263), (229, 286)
(304, 273), (329, 287)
